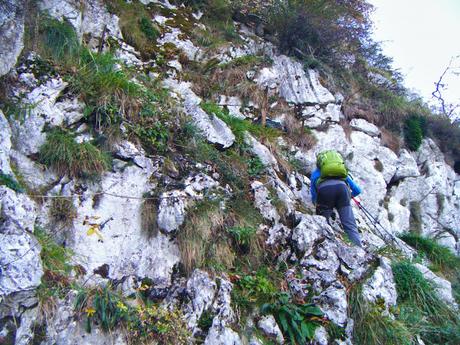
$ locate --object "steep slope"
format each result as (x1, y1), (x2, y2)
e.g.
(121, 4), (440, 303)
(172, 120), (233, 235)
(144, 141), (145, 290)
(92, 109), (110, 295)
(1, 1), (459, 344)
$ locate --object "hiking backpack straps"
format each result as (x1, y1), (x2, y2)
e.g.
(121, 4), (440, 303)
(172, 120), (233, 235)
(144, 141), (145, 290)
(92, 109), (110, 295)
(316, 150), (348, 184)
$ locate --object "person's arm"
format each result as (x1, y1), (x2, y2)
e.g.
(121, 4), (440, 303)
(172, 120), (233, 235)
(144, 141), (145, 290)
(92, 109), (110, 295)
(346, 175), (361, 197)
(310, 169), (320, 204)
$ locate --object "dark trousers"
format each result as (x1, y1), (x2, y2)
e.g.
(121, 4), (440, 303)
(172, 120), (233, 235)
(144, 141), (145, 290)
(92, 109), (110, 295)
(316, 180), (362, 247)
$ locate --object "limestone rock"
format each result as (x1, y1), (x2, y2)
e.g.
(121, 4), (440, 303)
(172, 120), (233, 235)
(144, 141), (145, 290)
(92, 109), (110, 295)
(10, 75), (68, 155)
(0, 110), (13, 175)
(204, 324), (242, 345)
(158, 28), (202, 61)
(303, 104), (342, 128)
(258, 315), (284, 344)
(313, 283), (348, 326)
(163, 78), (235, 148)
(252, 181), (280, 224)
(0, 187), (36, 233)
(313, 326), (329, 345)
(184, 270), (217, 329)
(393, 149), (420, 181)
(0, 0), (24, 76)
(245, 133), (279, 170)
(257, 55), (335, 105)
(10, 150), (59, 192)
(350, 118), (380, 137)
(292, 214), (326, 255)
(68, 163), (180, 287)
(219, 95), (245, 119)
(362, 257), (397, 308)
(415, 263), (458, 309)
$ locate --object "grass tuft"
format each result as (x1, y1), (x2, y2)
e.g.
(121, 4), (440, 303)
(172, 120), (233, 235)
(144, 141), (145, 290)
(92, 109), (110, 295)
(392, 261), (460, 345)
(349, 283), (413, 345)
(39, 129), (111, 179)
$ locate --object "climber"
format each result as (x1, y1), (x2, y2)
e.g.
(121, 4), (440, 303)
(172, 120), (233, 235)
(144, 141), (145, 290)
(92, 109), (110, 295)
(310, 150), (363, 247)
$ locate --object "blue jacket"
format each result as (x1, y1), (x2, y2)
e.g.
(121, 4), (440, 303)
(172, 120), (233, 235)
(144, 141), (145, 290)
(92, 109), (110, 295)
(310, 168), (361, 204)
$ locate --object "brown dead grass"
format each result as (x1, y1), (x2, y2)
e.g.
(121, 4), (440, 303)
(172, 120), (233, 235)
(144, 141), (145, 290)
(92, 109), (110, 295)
(380, 128), (401, 153)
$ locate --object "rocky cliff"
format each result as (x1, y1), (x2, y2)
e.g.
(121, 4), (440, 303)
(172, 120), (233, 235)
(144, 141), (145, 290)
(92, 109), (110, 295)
(1, 1), (459, 344)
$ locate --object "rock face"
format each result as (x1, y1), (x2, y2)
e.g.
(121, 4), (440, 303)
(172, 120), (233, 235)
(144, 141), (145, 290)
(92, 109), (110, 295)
(164, 78), (235, 148)
(1, 1), (460, 344)
(256, 55), (335, 104)
(0, 0), (24, 76)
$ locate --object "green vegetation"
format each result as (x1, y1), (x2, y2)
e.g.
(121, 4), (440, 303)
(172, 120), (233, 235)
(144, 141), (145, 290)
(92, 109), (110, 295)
(232, 269), (277, 310)
(75, 285), (190, 343)
(39, 129), (111, 178)
(404, 115), (425, 151)
(392, 261), (460, 345)
(201, 101), (280, 145)
(49, 197), (78, 227)
(0, 172), (25, 193)
(261, 292), (324, 344)
(34, 226), (75, 301)
(400, 233), (460, 304)
(248, 157), (266, 177)
(37, 14), (80, 64)
(105, 0), (160, 58)
(349, 283), (413, 345)
(400, 233), (460, 272)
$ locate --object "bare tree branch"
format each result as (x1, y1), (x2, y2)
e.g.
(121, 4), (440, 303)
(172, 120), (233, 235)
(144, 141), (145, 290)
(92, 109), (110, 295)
(432, 55), (460, 120)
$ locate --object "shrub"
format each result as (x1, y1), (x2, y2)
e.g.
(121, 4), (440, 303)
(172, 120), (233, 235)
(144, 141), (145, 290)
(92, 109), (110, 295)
(0, 172), (25, 193)
(39, 129), (110, 178)
(71, 49), (141, 128)
(248, 156), (265, 177)
(227, 226), (256, 247)
(105, 0), (159, 58)
(404, 115), (424, 151)
(261, 292), (324, 344)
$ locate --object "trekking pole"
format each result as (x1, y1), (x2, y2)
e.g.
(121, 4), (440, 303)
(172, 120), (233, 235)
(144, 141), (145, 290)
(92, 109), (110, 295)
(352, 198), (401, 247)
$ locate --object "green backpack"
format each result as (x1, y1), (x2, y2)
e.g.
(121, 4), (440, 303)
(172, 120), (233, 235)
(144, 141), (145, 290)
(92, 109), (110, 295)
(316, 150), (348, 182)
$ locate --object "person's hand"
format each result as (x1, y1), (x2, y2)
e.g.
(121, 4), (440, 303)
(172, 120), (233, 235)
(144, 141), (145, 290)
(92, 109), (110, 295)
(352, 197), (362, 205)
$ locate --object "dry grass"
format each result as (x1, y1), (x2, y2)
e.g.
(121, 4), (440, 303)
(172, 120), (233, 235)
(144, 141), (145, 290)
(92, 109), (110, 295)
(141, 197), (158, 237)
(380, 128), (401, 153)
(177, 200), (225, 275)
(283, 113), (317, 150)
(49, 198), (77, 227)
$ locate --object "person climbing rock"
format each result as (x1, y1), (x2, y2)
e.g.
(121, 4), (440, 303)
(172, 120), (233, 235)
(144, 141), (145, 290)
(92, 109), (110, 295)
(310, 150), (363, 247)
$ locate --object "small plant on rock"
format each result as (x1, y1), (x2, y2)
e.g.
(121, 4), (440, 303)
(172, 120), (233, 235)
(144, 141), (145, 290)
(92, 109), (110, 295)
(39, 129), (111, 178)
(261, 292), (324, 344)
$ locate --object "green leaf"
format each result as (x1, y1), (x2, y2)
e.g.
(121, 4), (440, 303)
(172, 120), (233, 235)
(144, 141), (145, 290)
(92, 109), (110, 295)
(301, 320), (317, 340)
(279, 312), (289, 332)
(301, 304), (324, 317)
